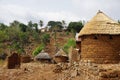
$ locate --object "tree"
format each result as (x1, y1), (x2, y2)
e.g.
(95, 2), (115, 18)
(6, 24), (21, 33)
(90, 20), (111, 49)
(118, 20), (120, 24)
(0, 23), (7, 30)
(62, 20), (66, 28)
(68, 21), (84, 33)
(10, 20), (20, 27)
(19, 23), (27, 32)
(47, 21), (63, 31)
(41, 33), (50, 45)
(39, 20), (43, 27)
(28, 21), (33, 28)
(33, 23), (38, 32)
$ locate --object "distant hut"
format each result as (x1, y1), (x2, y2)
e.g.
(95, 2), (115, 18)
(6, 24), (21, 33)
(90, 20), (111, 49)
(34, 50), (52, 63)
(78, 10), (120, 64)
(21, 54), (32, 63)
(7, 53), (21, 69)
(54, 49), (68, 63)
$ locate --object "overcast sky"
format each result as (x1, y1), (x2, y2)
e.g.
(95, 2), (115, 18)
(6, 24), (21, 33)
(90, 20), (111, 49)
(0, 0), (120, 25)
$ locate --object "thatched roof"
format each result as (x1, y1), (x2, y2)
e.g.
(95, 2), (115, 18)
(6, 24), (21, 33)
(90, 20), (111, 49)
(79, 10), (120, 37)
(35, 51), (51, 60)
(54, 49), (67, 57)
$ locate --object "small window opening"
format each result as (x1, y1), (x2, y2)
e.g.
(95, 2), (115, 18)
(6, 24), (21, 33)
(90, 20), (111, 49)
(109, 35), (113, 39)
(93, 35), (98, 39)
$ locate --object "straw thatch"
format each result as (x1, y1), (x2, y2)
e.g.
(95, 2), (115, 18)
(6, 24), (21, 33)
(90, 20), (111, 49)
(35, 50), (51, 61)
(54, 49), (67, 57)
(54, 49), (68, 63)
(79, 10), (120, 36)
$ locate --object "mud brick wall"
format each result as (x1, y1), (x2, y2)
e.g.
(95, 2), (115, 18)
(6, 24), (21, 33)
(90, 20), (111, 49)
(80, 35), (120, 64)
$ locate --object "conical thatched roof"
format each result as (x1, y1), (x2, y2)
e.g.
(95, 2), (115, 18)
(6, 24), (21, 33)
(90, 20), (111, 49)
(35, 50), (51, 60)
(54, 49), (67, 57)
(79, 10), (120, 36)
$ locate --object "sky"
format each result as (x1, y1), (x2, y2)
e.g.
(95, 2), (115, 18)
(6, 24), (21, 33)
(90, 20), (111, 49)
(0, 0), (120, 25)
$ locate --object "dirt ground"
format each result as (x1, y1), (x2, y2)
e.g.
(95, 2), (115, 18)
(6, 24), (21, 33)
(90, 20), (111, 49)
(0, 61), (120, 80)
(0, 62), (58, 80)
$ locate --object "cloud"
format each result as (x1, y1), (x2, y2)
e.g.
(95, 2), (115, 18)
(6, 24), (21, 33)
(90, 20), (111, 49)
(0, 0), (120, 25)
(0, 4), (80, 25)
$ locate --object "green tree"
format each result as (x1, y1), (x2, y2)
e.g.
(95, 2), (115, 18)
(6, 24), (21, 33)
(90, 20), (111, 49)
(33, 23), (38, 32)
(68, 21), (84, 33)
(39, 20), (43, 27)
(10, 20), (20, 27)
(0, 23), (8, 30)
(41, 33), (50, 45)
(19, 23), (28, 32)
(28, 21), (33, 28)
(47, 21), (63, 31)
(62, 20), (66, 28)
(118, 20), (120, 24)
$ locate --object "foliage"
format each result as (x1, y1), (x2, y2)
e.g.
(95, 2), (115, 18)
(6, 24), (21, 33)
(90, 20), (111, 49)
(18, 32), (29, 44)
(9, 41), (24, 54)
(66, 31), (69, 35)
(39, 20), (43, 27)
(0, 23), (7, 30)
(33, 23), (38, 32)
(41, 33), (50, 45)
(47, 21), (63, 31)
(32, 31), (40, 42)
(10, 20), (20, 27)
(19, 23), (28, 32)
(63, 39), (76, 54)
(68, 21), (84, 33)
(0, 31), (9, 42)
(32, 43), (45, 56)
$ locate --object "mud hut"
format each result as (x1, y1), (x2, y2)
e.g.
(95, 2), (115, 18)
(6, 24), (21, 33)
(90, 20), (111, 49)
(78, 10), (120, 64)
(7, 53), (21, 69)
(21, 54), (32, 63)
(34, 50), (52, 63)
(54, 49), (68, 63)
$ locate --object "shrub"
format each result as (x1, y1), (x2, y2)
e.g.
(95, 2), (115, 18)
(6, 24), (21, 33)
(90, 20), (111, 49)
(32, 43), (45, 56)
(0, 31), (9, 42)
(63, 39), (76, 54)
(41, 33), (50, 45)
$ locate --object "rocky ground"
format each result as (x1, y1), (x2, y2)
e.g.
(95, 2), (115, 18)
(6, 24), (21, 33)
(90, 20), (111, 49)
(0, 61), (120, 80)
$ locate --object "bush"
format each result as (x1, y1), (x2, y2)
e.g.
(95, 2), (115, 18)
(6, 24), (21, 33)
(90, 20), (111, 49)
(41, 33), (50, 45)
(0, 31), (9, 42)
(32, 43), (45, 56)
(63, 39), (76, 54)
(18, 32), (29, 44)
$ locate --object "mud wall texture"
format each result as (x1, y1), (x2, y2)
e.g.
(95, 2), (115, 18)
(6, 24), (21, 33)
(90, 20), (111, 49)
(80, 35), (120, 64)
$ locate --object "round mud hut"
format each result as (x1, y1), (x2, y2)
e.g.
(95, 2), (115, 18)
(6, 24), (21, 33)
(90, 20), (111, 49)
(78, 10), (120, 64)
(34, 50), (52, 63)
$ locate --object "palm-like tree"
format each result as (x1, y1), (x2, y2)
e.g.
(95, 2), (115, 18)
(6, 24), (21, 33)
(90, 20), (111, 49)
(62, 20), (66, 28)
(39, 20), (43, 28)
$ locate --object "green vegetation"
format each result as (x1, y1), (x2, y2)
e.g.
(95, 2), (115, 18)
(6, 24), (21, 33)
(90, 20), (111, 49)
(0, 19), (83, 57)
(41, 33), (50, 45)
(68, 21), (84, 33)
(32, 43), (45, 56)
(63, 39), (76, 54)
(47, 21), (63, 31)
